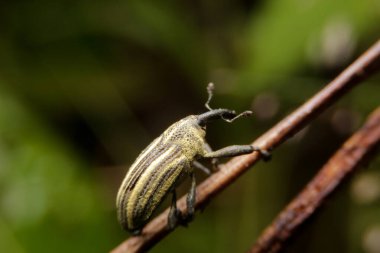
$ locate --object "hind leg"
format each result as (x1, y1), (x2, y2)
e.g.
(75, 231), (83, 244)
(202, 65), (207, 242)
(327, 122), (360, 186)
(168, 190), (182, 230)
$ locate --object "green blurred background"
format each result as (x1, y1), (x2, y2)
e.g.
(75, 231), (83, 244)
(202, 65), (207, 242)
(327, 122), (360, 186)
(0, 0), (379, 252)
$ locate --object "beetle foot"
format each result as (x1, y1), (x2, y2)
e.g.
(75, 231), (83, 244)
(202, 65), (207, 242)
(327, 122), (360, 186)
(252, 146), (272, 162)
(178, 212), (194, 228)
(260, 149), (271, 161)
(211, 158), (219, 171)
(168, 208), (183, 230)
(168, 210), (195, 229)
(130, 228), (142, 236)
(184, 212), (195, 224)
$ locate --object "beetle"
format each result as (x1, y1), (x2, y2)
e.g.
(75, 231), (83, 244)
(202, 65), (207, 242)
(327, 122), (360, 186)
(116, 83), (269, 235)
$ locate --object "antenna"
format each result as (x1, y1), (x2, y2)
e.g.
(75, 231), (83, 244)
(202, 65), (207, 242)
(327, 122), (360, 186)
(205, 82), (214, 111)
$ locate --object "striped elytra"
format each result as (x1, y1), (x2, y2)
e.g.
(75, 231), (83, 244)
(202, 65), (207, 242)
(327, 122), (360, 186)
(116, 116), (206, 233)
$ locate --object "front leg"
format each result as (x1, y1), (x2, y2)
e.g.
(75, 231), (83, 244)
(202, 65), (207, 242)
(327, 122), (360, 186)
(203, 145), (271, 161)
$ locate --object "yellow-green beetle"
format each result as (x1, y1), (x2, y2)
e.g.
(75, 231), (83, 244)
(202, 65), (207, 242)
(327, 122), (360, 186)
(116, 83), (268, 235)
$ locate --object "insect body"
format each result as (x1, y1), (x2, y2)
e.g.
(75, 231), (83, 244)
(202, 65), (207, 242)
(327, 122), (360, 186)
(116, 83), (268, 235)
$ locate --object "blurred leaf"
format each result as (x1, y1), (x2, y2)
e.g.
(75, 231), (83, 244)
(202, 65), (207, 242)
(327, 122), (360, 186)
(241, 0), (379, 91)
(0, 85), (118, 253)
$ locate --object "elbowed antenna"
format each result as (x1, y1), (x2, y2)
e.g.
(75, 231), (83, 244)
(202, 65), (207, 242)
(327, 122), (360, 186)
(227, 110), (252, 122)
(197, 109), (252, 126)
(198, 83), (253, 126)
(205, 82), (215, 111)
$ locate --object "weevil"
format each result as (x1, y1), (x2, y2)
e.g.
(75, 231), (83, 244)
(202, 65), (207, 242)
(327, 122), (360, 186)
(116, 83), (269, 235)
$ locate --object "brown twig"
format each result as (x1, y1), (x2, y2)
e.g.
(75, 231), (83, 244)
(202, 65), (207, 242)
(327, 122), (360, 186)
(111, 40), (380, 253)
(249, 107), (380, 253)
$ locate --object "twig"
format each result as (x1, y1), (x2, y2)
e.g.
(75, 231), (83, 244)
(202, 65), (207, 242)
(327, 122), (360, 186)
(249, 107), (380, 253)
(111, 40), (380, 253)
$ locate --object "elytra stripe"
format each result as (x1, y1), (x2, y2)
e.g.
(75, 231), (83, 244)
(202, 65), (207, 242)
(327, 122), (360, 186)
(126, 146), (179, 228)
(126, 137), (165, 190)
(116, 137), (163, 227)
(137, 145), (181, 200)
(120, 143), (169, 219)
(132, 146), (182, 219)
(116, 137), (160, 205)
(122, 118), (189, 195)
(141, 158), (185, 219)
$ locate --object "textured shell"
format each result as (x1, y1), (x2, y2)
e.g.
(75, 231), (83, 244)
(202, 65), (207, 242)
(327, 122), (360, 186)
(116, 115), (206, 232)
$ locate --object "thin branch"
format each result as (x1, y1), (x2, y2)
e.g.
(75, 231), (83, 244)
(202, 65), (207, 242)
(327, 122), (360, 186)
(249, 106), (380, 253)
(111, 40), (380, 253)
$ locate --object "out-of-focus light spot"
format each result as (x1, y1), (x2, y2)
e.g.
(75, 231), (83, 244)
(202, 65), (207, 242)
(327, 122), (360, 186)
(251, 92), (279, 120)
(1, 179), (48, 227)
(351, 172), (380, 204)
(363, 226), (380, 253)
(331, 108), (360, 135)
(321, 17), (356, 68)
(306, 17), (356, 69)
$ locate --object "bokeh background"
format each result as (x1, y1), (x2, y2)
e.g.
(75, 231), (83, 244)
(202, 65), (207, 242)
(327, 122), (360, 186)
(0, 1), (380, 252)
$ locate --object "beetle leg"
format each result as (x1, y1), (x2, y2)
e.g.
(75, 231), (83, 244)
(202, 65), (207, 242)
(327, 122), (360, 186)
(252, 146), (272, 161)
(186, 172), (196, 222)
(168, 172), (197, 229)
(168, 190), (181, 230)
(204, 142), (219, 171)
(204, 145), (271, 161)
(131, 228), (142, 236)
(192, 161), (211, 175)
